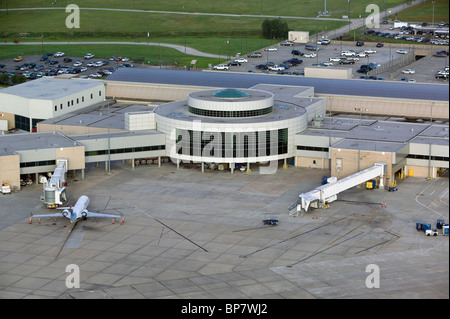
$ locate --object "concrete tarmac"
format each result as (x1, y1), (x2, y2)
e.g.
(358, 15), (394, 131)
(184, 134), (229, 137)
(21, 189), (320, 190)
(0, 162), (448, 299)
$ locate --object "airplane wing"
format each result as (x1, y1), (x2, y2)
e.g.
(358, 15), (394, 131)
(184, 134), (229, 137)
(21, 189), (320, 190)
(86, 211), (122, 219)
(31, 212), (66, 218)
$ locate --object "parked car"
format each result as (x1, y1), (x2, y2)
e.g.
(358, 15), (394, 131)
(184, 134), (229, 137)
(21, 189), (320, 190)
(376, 43), (384, 47)
(305, 44), (320, 51)
(39, 56), (48, 61)
(227, 61), (241, 66)
(280, 40), (294, 46)
(319, 61), (333, 67)
(213, 64), (229, 70)
(401, 69), (415, 74)
(264, 47), (278, 52)
(14, 56), (23, 62)
(84, 53), (95, 59)
(341, 50), (356, 57)
(356, 40), (364, 46)
(339, 59), (355, 64)
(329, 57), (342, 62)
(247, 52), (262, 58)
(268, 65), (285, 71)
(284, 58), (303, 65)
(63, 57), (72, 63)
(291, 50), (304, 56)
(318, 39), (331, 45)
(234, 58), (248, 63)
(364, 49), (377, 54)
(304, 52), (317, 58)
(255, 64), (268, 70)
(54, 52), (65, 57)
(73, 61), (83, 67)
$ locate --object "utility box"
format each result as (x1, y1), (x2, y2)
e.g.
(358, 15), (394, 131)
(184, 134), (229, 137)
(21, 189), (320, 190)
(443, 225), (449, 236)
(288, 31), (309, 44)
(366, 180), (376, 189)
(416, 222), (431, 232)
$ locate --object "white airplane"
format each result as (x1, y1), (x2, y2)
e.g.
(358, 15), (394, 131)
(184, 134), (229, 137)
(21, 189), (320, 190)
(30, 195), (123, 224)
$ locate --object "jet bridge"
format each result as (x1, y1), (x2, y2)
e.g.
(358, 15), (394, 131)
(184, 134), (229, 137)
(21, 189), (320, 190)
(292, 162), (386, 214)
(41, 158), (68, 208)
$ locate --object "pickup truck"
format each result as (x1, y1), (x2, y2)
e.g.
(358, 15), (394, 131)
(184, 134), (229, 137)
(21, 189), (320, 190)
(268, 65), (285, 71)
(213, 64), (229, 70)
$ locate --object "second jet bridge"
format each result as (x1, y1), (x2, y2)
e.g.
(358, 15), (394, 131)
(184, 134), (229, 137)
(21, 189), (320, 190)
(295, 162), (386, 213)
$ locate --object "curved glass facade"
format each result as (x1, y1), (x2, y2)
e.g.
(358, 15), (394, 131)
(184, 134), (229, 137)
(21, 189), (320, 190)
(175, 128), (288, 159)
(188, 105), (274, 118)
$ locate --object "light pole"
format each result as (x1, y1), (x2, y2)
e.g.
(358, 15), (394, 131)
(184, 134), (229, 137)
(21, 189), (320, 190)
(107, 99), (111, 174)
(432, 1), (435, 26)
(355, 107), (368, 172)
(428, 102), (434, 179)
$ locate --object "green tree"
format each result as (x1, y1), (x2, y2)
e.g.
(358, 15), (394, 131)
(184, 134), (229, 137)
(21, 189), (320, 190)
(11, 74), (26, 85)
(0, 73), (10, 85)
(261, 19), (289, 39)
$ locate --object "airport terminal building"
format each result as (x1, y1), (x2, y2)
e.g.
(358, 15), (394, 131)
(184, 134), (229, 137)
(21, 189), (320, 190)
(0, 69), (448, 191)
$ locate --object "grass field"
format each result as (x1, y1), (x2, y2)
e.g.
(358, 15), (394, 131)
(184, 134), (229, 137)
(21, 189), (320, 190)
(3, 0), (411, 18)
(0, 10), (347, 37)
(397, 0), (449, 21)
(0, 0), (445, 67)
(0, 43), (227, 68)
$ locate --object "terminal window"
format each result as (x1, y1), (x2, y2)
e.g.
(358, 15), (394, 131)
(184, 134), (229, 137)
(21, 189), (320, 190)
(176, 128), (288, 158)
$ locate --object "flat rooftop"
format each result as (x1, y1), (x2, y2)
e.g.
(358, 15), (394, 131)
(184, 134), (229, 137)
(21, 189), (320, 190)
(0, 131), (82, 156)
(298, 116), (449, 151)
(39, 102), (154, 130)
(0, 77), (103, 100)
(105, 68), (450, 101)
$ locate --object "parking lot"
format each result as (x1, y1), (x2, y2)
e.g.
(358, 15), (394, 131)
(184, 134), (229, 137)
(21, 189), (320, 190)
(0, 162), (448, 299)
(0, 52), (137, 81)
(218, 40), (449, 84)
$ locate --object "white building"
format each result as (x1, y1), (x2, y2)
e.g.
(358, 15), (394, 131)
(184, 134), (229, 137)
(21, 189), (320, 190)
(0, 77), (105, 131)
(154, 86), (325, 171)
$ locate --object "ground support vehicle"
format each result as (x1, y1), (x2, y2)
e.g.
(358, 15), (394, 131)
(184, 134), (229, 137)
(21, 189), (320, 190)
(1, 182), (11, 194)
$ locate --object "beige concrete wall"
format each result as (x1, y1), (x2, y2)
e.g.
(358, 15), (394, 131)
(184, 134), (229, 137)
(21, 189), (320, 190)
(330, 148), (393, 182)
(105, 81), (213, 102)
(295, 156), (330, 169)
(37, 123), (123, 135)
(0, 154), (20, 190)
(0, 112), (15, 130)
(305, 67), (352, 80)
(318, 94), (449, 120)
(404, 165), (436, 178)
(55, 146), (85, 171)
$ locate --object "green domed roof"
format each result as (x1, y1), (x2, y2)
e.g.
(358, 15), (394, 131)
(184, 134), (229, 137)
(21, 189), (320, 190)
(212, 89), (250, 99)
